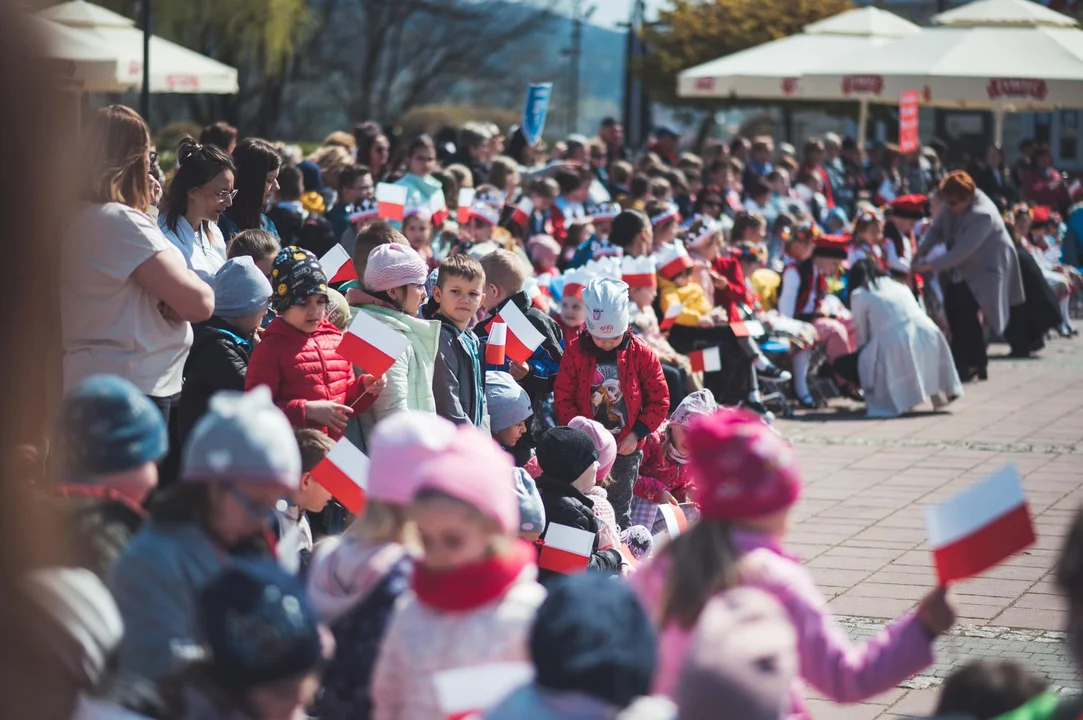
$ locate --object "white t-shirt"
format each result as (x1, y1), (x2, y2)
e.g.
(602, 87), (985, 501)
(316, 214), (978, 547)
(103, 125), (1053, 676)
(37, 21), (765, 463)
(61, 202), (194, 397)
(158, 214), (227, 283)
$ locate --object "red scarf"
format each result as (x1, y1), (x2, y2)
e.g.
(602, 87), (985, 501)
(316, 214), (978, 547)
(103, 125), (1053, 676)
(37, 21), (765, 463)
(412, 540), (534, 613)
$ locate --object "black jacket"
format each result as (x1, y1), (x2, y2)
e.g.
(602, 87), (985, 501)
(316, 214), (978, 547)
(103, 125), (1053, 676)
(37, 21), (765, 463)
(535, 473), (622, 583)
(179, 316), (252, 445)
(53, 485), (145, 581)
(432, 313), (486, 426)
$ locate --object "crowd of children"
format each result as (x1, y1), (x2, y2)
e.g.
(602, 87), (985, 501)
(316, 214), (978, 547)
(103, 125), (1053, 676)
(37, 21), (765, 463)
(31, 103), (1083, 720)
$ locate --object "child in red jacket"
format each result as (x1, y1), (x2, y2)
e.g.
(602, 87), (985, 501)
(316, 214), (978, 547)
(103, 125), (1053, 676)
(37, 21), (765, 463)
(554, 276), (670, 530)
(246, 247), (380, 439)
(631, 389), (716, 533)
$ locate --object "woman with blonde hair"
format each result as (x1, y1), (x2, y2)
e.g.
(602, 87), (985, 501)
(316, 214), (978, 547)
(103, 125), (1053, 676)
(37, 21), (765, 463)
(62, 105), (214, 484)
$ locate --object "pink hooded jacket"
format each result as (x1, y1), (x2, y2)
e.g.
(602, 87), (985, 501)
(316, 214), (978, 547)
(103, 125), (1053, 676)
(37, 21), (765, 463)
(631, 529), (934, 717)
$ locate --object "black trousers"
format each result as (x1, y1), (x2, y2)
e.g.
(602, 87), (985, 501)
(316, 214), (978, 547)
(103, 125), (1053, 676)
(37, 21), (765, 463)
(661, 362), (687, 412)
(943, 278), (987, 374)
(147, 392), (181, 488)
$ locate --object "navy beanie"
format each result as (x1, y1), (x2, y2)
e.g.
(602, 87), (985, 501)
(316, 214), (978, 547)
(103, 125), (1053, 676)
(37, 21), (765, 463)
(55, 374), (167, 479)
(536, 427), (599, 483)
(199, 562), (322, 692)
(530, 574), (656, 708)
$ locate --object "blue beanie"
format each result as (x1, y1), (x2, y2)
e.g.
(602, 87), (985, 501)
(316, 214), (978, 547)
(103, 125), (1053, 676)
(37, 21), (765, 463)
(56, 375), (167, 479)
(214, 257), (272, 319)
(485, 371), (532, 434)
(531, 574), (657, 708)
(199, 561), (321, 692)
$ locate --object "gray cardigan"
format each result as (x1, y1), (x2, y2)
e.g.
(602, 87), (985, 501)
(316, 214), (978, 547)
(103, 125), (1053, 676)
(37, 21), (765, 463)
(432, 314), (490, 430)
(108, 522), (228, 683)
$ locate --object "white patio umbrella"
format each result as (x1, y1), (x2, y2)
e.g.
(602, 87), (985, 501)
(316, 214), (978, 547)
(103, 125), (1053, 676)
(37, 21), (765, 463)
(800, 0), (1083, 145)
(676, 7), (920, 101)
(31, 15), (140, 93)
(37, 0), (239, 94)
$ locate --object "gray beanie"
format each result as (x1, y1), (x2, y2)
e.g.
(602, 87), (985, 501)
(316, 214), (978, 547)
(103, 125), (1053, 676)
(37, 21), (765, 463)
(513, 468), (546, 534)
(485, 371), (532, 433)
(181, 387), (301, 489)
(213, 256), (273, 319)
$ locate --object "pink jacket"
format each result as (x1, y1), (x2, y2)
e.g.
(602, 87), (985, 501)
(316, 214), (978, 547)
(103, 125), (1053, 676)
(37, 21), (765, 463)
(370, 567), (546, 720)
(631, 529), (934, 717)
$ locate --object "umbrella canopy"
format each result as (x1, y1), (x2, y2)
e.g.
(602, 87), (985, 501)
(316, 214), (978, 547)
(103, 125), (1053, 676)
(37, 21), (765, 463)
(677, 7), (920, 101)
(800, 0), (1083, 111)
(31, 15), (140, 92)
(37, 0), (238, 94)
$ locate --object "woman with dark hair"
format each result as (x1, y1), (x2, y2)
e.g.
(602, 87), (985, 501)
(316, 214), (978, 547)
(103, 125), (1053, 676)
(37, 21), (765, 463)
(217, 138), (281, 242)
(159, 136), (235, 282)
(838, 259), (961, 418)
(63, 106), (215, 487)
(353, 121), (391, 182)
(504, 125), (536, 169)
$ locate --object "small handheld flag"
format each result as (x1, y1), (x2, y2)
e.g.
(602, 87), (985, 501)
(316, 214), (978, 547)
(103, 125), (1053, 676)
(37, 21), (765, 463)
(496, 301), (545, 364)
(660, 303), (683, 331)
(689, 347), (722, 373)
(659, 503), (688, 538)
(434, 662), (534, 720)
(457, 188), (476, 225)
(310, 438), (369, 514)
(486, 322), (507, 365)
(376, 183), (407, 222)
(318, 244), (357, 284)
(338, 310), (410, 377)
(538, 523), (594, 574)
(511, 197), (534, 227)
(925, 465), (1035, 585)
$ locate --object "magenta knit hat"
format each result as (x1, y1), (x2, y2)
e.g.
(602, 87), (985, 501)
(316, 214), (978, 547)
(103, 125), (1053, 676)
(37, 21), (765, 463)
(367, 412), (458, 506)
(364, 243), (429, 293)
(686, 408), (802, 521)
(568, 416), (617, 482)
(410, 426), (518, 534)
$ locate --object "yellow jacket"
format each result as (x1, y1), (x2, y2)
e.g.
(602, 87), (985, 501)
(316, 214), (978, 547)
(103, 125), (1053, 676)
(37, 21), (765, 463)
(658, 275), (714, 327)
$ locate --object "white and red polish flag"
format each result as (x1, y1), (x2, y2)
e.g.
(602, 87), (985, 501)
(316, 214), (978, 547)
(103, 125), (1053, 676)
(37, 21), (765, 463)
(659, 503), (688, 538)
(310, 438), (369, 514)
(496, 301), (545, 364)
(511, 197), (534, 226)
(457, 188), (476, 225)
(431, 193), (449, 226)
(688, 347), (722, 373)
(660, 303), (683, 331)
(376, 183), (407, 222)
(1070, 179), (1082, 201)
(538, 523), (595, 574)
(925, 465), (1036, 585)
(433, 662), (534, 720)
(485, 322), (507, 365)
(338, 310), (410, 377)
(318, 244), (357, 284)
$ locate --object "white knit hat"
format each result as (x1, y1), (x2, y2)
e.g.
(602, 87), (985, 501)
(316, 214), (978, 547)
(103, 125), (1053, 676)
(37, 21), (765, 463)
(582, 277), (631, 340)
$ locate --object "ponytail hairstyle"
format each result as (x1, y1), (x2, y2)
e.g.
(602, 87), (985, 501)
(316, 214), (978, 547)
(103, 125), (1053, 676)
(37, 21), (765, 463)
(81, 105), (152, 212)
(230, 138), (281, 232)
(163, 136), (235, 236)
(658, 520), (740, 629)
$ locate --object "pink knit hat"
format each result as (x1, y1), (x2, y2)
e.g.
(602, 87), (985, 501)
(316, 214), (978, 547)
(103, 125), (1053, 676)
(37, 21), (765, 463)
(568, 416), (616, 481)
(411, 426), (518, 534)
(364, 243), (428, 293)
(686, 408), (802, 521)
(367, 412), (458, 506)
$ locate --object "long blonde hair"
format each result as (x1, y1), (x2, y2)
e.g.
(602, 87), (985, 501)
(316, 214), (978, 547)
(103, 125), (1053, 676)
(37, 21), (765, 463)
(659, 520), (739, 629)
(351, 500), (414, 546)
(81, 105), (151, 212)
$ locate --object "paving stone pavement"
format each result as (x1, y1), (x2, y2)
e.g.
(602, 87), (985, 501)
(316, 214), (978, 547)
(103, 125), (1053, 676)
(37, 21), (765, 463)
(772, 338), (1083, 718)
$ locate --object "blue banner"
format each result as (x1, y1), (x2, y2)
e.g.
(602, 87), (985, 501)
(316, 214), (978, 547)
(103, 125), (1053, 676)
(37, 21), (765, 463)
(521, 83), (552, 146)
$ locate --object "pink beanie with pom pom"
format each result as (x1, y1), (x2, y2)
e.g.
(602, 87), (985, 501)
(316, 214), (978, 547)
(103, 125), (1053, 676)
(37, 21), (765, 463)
(568, 416), (617, 481)
(686, 408), (802, 521)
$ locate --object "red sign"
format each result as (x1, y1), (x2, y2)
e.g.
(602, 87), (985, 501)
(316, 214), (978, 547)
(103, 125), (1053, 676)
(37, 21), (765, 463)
(899, 90), (920, 155)
(695, 77), (715, 92)
(986, 78), (1048, 101)
(781, 77), (798, 96)
(842, 74), (884, 96)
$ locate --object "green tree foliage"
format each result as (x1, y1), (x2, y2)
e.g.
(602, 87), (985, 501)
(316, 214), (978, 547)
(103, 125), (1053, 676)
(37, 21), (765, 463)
(639, 0), (854, 107)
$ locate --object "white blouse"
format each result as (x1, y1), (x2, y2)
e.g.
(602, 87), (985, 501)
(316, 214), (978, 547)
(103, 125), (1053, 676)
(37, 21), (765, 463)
(158, 214), (227, 283)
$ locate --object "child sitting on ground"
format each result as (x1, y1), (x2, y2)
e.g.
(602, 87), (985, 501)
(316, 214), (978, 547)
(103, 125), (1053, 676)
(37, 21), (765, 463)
(179, 257), (272, 445)
(430, 254), (488, 426)
(273, 428), (334, 572)
(555, 277), (670, 529)
(371, 425), (546, 718)
(533, 426), (624, 582)
(631, 389), (716, 534)
(485, 371), (533, 460)
(309, 412), (455, 720)
(633, 408), (955, 708)
(246, 247), (380, 439)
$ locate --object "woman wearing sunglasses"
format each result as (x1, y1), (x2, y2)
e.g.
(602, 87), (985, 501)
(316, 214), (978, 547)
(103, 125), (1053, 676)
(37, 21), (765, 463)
(159, 136), (236, 283)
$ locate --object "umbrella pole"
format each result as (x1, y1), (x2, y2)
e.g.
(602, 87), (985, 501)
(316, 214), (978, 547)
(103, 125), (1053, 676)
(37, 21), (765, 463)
(140, 0), (151, 123)
(857, 98), (869, 150)
(993, 107), (1005, 147)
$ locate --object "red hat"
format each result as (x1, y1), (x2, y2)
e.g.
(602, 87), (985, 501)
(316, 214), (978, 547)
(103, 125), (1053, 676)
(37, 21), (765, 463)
(1031, 205), (1053, 226)
(813, 234), (849, 259)
(687, 408), (802, 521)
(889, 194), (928, 220)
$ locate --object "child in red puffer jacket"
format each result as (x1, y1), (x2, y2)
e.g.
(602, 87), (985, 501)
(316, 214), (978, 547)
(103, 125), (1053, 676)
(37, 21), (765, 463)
(246, 247), (381, 438)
